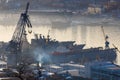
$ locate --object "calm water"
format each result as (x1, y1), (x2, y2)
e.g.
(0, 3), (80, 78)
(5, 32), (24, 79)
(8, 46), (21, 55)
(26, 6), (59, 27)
(0, 11), (120, 65)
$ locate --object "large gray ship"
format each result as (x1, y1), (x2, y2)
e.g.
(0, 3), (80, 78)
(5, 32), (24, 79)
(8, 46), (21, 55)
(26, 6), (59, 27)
(31, 33), (117, 64)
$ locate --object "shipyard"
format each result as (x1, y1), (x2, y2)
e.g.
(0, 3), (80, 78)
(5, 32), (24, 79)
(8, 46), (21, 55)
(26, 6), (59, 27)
(0, 0), (120, 80)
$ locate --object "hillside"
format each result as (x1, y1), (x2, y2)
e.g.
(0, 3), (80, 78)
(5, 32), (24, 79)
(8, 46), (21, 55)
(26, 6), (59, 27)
(0, 0), (119, 10)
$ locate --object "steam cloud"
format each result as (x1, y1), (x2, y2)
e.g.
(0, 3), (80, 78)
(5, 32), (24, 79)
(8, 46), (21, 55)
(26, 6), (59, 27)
(33, 48), (52, 64)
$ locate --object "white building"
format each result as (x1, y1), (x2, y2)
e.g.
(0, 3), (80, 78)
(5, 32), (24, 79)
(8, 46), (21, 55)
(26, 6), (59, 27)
(87, 5), (102, 14)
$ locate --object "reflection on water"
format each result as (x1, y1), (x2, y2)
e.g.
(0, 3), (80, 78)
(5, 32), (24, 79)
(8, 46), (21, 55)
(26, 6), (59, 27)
(0, 12), (120, 64)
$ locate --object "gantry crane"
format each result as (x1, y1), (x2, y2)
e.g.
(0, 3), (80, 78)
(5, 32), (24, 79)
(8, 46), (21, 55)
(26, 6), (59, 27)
(7, 3), (32, 66)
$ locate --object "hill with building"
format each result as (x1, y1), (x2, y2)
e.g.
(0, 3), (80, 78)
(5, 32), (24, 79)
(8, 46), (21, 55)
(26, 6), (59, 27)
(0, 0), (120, 13)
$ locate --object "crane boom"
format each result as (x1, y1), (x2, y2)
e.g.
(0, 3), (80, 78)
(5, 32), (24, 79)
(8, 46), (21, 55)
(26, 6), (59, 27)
(12, 2), (32, 43)
(6, 2), (33, 67)
(7, 2), (32, 54)
(112, 44), (120, 53)
(101, 26), (106, 41)
(25, 2), (29, 14)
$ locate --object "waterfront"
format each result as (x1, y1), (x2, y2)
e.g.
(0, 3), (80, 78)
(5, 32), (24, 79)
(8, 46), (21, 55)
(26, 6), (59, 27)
(0, 11), (120, 65)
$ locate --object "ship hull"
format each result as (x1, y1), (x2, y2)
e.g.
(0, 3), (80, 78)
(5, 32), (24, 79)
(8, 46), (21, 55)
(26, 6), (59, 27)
(44, 48), (117, 64)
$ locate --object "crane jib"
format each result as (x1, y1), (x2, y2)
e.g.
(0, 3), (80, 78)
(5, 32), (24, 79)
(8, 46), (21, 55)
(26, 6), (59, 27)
(7, 2), (32, 55)
(25, 2), (29, 15)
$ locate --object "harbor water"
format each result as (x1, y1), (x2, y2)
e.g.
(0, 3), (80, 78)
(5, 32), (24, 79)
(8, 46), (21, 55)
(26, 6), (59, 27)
(0, 11), (120, 65)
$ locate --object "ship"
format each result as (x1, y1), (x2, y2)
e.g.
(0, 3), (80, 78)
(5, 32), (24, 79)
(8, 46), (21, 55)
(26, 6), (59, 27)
(31, 33), (85, 51)
(30, 33), (117, 64)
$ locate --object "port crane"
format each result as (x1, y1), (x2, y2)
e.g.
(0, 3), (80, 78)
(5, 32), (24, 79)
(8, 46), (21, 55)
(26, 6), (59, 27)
(101, 26), (120, 53)
(7, 3), (32, 65)
(101, 26), (109, 49)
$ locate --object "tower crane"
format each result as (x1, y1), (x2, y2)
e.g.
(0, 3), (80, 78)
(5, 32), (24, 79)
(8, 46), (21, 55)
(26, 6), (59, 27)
(7, 2), (32, 66)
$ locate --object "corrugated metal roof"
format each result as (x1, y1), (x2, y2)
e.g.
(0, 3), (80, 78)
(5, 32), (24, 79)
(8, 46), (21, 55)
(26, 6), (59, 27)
(92, 62), (120, 77)
(60, 63), (85, 68)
